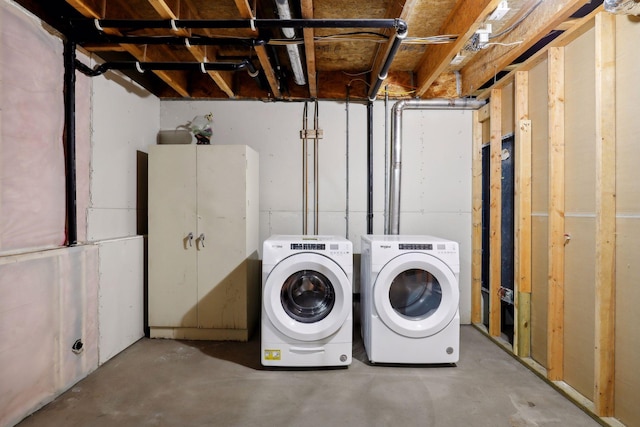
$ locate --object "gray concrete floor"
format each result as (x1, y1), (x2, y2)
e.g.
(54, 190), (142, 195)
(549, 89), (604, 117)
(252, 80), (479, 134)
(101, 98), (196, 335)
(18, 326), (600, 427)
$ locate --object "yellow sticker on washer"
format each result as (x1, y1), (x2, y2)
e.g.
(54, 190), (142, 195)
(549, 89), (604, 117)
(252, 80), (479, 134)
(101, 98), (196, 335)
(264, 349), (281, 360)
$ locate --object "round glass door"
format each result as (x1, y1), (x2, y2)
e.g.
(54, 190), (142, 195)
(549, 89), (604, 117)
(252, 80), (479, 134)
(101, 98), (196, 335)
(264, 252), (351, 341)
(281, 270), (335, 323)
(389, 268), (442, 319)
(374, 252), (458, 338)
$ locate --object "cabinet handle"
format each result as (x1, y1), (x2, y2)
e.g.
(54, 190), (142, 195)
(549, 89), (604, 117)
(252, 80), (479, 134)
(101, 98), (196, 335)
(187, 232), (194, 247)
(198, 233), (205, 248)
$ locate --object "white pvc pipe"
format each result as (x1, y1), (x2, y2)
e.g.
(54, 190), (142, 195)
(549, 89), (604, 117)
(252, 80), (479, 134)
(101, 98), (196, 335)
(387, 98), (486, 235)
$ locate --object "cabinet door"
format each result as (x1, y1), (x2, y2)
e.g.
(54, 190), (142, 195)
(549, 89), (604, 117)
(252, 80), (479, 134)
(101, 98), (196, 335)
(148, 145), (198, 327)
(196, 145), (248, 329)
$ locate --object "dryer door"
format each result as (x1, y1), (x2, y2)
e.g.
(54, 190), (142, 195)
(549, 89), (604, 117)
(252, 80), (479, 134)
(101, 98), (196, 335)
(264, 253), (351, 342)
(374, 252), (458, 338)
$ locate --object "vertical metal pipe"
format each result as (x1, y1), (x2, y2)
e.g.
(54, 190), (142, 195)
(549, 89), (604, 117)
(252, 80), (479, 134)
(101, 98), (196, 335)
(388, 101), (403, 235)
(302, 102), (308, 234)
(384, 87), (390, 234)
(345, 86), (350, 239)
(367, 101), (374, 234)
(387, 98), (486, 234)
(313, 100), (319, 235)
(64, 40), (78, 245)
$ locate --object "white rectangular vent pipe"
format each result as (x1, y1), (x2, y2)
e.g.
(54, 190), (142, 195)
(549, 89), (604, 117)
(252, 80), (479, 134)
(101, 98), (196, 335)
(276, 0), (306, 85)
(386, 98), (486, 235)
(604, 0), (640, 15)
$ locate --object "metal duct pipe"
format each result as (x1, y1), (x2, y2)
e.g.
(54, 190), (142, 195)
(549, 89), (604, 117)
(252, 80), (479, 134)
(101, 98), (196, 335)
(604, 0), (640, 15)
(313, 100), (319, 234)
(276, 0), (306, 85)
(387, 98), (486, 235)
(345, 86), (351, 239)
(302, 102), (309, 234)
(64, 40), (78, 246)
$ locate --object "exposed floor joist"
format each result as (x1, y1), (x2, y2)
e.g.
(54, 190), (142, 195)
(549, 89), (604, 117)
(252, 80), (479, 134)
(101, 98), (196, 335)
(301, 0), (317, 99)
(66, 0), (191, 97)
(147, 0), (235, 98)
(475, 5), (602, 100)
(460, 0), (589, 96)
(234, 0), (282, 99)
(368, 0), (417, 99)
(415, 0), (501, 98)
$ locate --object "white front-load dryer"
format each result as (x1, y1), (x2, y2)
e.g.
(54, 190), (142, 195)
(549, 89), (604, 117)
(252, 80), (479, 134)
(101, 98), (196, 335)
(262, 235), (352, 367)
(361, 235), (460, 364)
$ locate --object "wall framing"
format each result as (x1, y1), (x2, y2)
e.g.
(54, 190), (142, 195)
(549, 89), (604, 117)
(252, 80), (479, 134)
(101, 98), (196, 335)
(489, 89), (503, 338)
(470, 10), (636, 426)
(593, 12), (616, 418)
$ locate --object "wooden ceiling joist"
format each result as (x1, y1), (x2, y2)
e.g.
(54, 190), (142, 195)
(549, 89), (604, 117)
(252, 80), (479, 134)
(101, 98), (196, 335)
(414, 0), (502, 98)
(234, 0), (282, 99)
(301, 0), (318, 99)
(146, 0), (236, 98)
(66, 0), (191, 97)
(368, 0), (418, 99)
(460, 0), (589, 96)
(474, 4), (603, 100)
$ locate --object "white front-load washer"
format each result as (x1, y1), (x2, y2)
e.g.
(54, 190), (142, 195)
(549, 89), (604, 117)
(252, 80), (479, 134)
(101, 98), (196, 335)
(261, 235), (352, 367)
(361, 235), (460, 364)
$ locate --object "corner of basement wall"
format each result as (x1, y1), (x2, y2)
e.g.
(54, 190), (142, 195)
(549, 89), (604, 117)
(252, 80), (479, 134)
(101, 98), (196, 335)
(0, 1), (154, 424)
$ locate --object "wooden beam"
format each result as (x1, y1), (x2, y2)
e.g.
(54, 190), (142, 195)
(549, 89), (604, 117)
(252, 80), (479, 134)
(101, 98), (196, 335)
(489, 88), (502, 338)
(593, 11), (616, 418)
(415, 0), (502, 98)
(147, 0), (176, 18)
(146, 0), (235, 98)
(478, 103), (491, 123)
(368, 0), (418, 98)
(475, 5), (602, 100)
(233, 0), (252, 16)
(254, 46), (282, 99)
(66, 0), (191, 97)
(472, 109), (484, 325)
(234, 0), (282, 98)
(514, 71), (532, 358)
(301, 0), (317, 98)
(461, 0), (588, 97)
(547, 46), (565, 382)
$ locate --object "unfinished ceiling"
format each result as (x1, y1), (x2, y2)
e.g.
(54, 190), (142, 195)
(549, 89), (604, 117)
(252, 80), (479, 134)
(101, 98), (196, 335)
(15, 0), (602, 101)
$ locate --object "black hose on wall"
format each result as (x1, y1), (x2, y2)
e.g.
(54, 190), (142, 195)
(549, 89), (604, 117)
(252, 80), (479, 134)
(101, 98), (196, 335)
(63, 39), (78, 246)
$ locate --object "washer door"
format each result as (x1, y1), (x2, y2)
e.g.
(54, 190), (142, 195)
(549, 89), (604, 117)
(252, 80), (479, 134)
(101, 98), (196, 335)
(264, 253), (350, 342)
(374, 252), (458, 338)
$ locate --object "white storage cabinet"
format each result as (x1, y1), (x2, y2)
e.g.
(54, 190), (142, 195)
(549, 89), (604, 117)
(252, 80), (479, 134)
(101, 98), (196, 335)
(148, 144), (259, 340)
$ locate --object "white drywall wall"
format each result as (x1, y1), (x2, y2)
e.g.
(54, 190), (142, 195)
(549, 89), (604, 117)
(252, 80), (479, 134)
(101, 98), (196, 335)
(0, 246), (99, 427)
(88, 69), (159, 241)
(160, 100), (473, 323)
(97, 236), (145, 365)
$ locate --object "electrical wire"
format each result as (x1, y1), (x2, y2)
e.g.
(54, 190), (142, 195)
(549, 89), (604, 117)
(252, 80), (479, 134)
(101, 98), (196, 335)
(343, 69), (372, 76)
(483, 40), (524, 48)
(347, 78), (370, 88)
(269, 33), (457, 45)
(490, 0), (544, 40)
